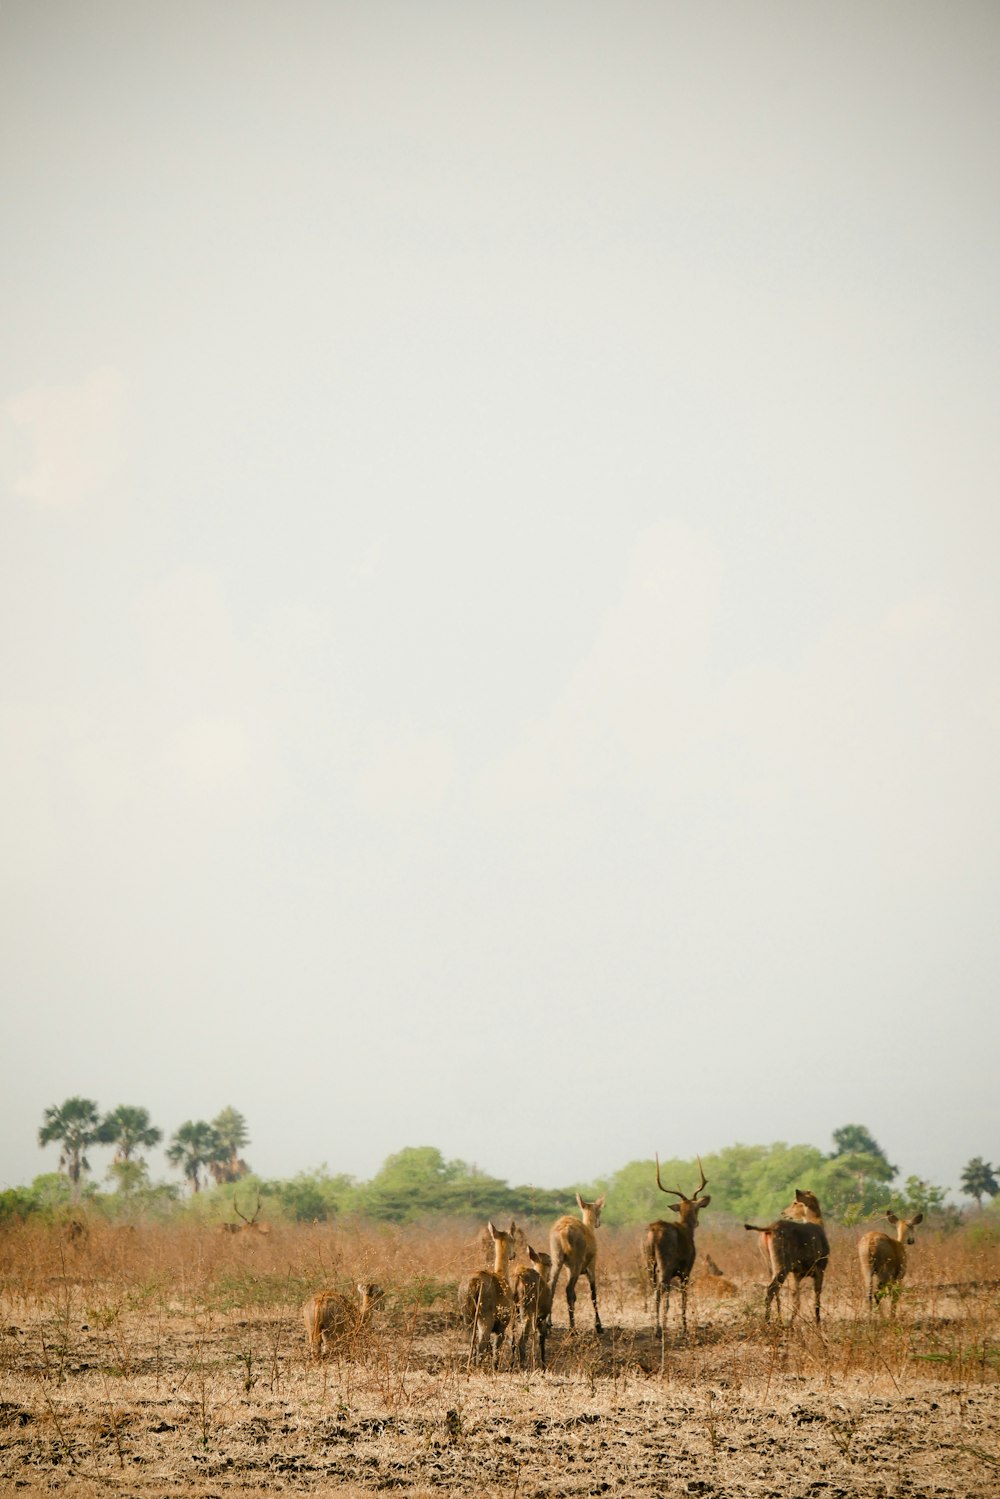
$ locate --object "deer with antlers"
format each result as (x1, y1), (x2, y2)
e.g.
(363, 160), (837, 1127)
(303, 1282), (383, 1360)
(511, 1245), (553, 1370)
(745, 1188), (830, 1324)
(858, 1210), (923, 1312)
(461, 1220), (517, 1369)
(644, 1156), (712, 1339)
(549, 1193), (605, 1334)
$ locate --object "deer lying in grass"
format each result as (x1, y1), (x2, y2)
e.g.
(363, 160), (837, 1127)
(549, 1193), (605, 1334)
(745, 1188), (830, 1324)
(693, 1253), (737, 1299)
(461, 1220), (516, 1369)
(858, 1211), (923, 1311)
(303, 1282), (382, 1360)
(512, 1245), (553, 1370)
(644, 1156), (711, 1339)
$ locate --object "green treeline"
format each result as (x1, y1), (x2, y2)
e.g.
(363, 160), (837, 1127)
(10, 1125), (997, 1231)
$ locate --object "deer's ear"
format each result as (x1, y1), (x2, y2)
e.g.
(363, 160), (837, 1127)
(912, 1213), (924, 1226)
(575, 1193), (585, 1211)
(594, 1195), (606, 1210)
(668, 1203), (680, 1215)
(696, 1195), (711, 1210)
(528, 1245), (540, 1264)
(886, 1211), (899, 1223)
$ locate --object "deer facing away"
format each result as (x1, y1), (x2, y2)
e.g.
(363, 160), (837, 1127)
(644, 1156), (712, 1339)
(303, 1282), (382, 1360)
(461, 1220), (517, 1369)
(858, 1211), (923, 1311)
(549, 1193), (605, 1334)
(745, 1188), (830, 1324)
(512, 1245), (553, 1370)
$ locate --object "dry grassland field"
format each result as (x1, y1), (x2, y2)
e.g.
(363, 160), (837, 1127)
(1, 1216), (998, 1498)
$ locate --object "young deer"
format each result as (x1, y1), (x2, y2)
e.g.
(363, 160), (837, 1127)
(745, 1188), (830, 1324)
(858, 1211), (923, 1311)
(511, 1245), (553, 1370)
(644, 1156), (711, 1339)
(549, 1193), (605, 1334)
(461, 1220), (517, 1369)
(303, 1281), (382, 1359)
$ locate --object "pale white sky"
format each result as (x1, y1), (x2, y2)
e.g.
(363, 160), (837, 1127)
(3, 1), (998, 1197)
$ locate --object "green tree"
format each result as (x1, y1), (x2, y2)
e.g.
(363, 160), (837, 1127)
(38, 1097), (104, 1200)
(166, 1121), (221, 1194)
(830, 1124), (897, 1175)
(960, 1156), (999, 1208)
(208, 1106), (250, 1185)
(101, 1105), (162, 1164)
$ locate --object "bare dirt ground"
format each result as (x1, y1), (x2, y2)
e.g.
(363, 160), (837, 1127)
(1, 1220), (997, 1497)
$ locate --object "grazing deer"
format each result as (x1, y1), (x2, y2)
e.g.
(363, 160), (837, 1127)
(461, 1220), (517, 1369)
(644, 1156), (711, 1338)
(549, 1193), (605, 1334)
(303, 1281), (382, 1360)
(512, 1245), (553, 1370)
(858, 1211), (923, 1311)
(745, 1188), (830, 1324)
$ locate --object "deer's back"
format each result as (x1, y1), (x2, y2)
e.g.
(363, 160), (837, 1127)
(859, 1231), (904, 1282)
(550, 1215), (593, 1267)
(645, 1220), (696, 1281)
(769, 1219), (829, 1276)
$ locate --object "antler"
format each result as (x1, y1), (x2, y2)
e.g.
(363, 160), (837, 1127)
(655, 1153), (683, 1198)
(233, 1194), (249, 1224)
(693, 1155), (709, 1200)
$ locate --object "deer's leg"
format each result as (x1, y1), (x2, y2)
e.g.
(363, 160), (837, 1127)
(680, 1275), (688, 1336)
(764, 1268), (787, 1321)
(565, 1271), (578, 1332)
(811, 1269), (823, 1325)
(585, 1266), (602, 1333)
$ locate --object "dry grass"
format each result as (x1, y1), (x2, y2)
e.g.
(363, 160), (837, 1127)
(1, 1215), (998, 1496)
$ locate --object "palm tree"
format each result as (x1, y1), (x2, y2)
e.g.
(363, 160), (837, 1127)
(101, 1105), (162, 1164)
(208, 1106), (250, 1185)
(38, 1097), (104, 1200)
(166, 1121), (221, 1194)
(960, 1157), (999, 1208)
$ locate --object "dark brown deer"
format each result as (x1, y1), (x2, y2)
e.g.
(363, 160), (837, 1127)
(511, 1245), (553, 1370)
(858, 1211), (923, 1311)
(302, 1282), (382, 1359)
(549, 1193), (605, 1333)
(644, 1156), (711, 1338)
(461, 1220), (517, 1369)
(745, 1188), (830, 1324)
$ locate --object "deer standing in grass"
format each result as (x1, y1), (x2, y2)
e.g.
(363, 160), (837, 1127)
(511, 1245), (553, 1370)
(303, 1282), (382, 1360)
(745, 1188), (830, 1324)
(461, 1220), (517, 1369)
(549, 1193), (605, 1334)
(644, 1156), (711, 1339)
(858, 1211), (923, 1312)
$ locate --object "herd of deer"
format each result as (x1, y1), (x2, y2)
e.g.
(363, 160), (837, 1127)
(300, 1158), (924, 1370)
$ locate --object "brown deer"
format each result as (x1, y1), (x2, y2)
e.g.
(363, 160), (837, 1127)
(549, 1193), (605, 1334)
(644, 1156), (711, 1338)
(461, 1220), (517, 1369)
(303, 1281), (382, 1360)
(217, 1191), (270, 1235)
(745, 1188), (830, 1324)
(858, 1211), (923, 1311)
(693, 1253), (737, 1300)
(511, 1245), (553, 1370)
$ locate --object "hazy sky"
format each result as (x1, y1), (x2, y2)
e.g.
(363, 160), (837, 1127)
(3, 2), (998, 1200)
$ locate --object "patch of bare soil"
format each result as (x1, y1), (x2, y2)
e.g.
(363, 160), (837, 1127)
(1, 1285), (998, 1498)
